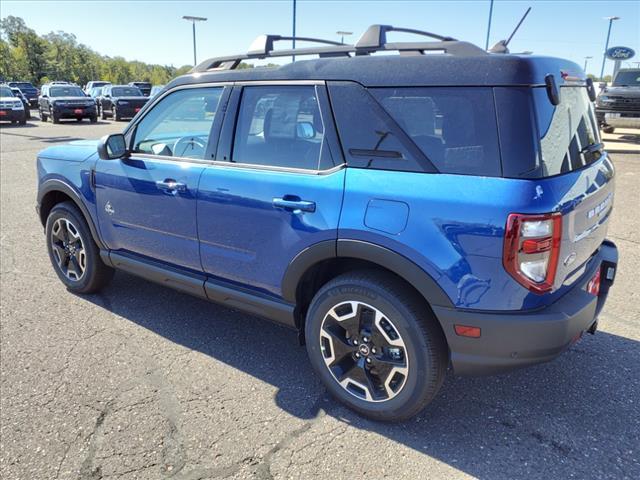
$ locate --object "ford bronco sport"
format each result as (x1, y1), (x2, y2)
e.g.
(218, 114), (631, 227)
(36, 25), (618, 421)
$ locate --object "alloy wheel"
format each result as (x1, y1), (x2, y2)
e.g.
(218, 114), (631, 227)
(50, 218), (87, 281)
(319, 301), (409, 402)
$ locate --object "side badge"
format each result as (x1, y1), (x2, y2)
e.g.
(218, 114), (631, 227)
(105, 201), (115, 216)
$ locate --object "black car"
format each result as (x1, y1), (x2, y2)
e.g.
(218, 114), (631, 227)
(595, 68), (640, 133)
(128, 81), (152, 96)
(10, 87), (32, 119)
(87, 86), (104, 115)
(0, 84), (27, 124)
(39, 83), (97, 123)
(7, 81), (38, 107)
(100, 85), (149, 121)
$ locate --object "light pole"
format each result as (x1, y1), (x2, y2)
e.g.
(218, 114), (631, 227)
(182, 16), (207, 66)
(599, 16), (620, 80)
(485, 0), (495, 50)
(292, 0), (297, 62)
(336, 31), (353, 45)
(584, 56), (593, 72)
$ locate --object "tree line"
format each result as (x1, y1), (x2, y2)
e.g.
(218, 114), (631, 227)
(0, 16), (193, 86)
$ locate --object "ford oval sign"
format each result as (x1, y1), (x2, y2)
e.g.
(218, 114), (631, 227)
(606, 46), (635, 60)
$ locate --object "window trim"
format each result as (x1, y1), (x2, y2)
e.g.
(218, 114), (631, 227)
(214, 82), (343, 174)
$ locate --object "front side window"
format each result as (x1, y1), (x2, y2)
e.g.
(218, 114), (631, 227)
(232, 86), (327, 170)
(132, 87), (223, 159)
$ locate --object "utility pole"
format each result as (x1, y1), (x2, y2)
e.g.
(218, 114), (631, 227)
(485, 0), (494, 50)
(599, 16), (620, 79)
(584, 56), (593, 72)
(182, 16), (208, 66)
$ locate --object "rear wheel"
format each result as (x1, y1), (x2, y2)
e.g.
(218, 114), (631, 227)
(113, 106), (120, 121)
(45, 202), (114, 294)
(40, 107), (47, 121)
(602, 125), (615, 134)
(305, 270), (448, 421)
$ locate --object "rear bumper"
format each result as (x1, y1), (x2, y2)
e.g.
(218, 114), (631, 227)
(53, 106), (96, 118)
(433, 240), (618, 376)
(0, 109), (26, 121)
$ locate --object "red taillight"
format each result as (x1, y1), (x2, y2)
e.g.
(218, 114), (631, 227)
(587, 268), (601, 296)
(503, 212), (562, 294)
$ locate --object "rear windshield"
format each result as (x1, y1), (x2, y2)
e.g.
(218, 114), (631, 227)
(533, 86), (601, 177)
(50, 86), (85, 97)
(112, 87), (142, 97)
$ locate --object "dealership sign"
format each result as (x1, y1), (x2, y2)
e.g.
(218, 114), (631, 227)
(605, 46), (635, 60)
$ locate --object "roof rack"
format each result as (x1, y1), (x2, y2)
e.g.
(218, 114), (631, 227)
(192, 24), (487, 73)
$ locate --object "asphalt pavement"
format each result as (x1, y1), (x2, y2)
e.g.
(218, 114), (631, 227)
(1, 116), (639, 480)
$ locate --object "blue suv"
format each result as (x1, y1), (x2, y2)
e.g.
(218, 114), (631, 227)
(36, 26), (618, 421)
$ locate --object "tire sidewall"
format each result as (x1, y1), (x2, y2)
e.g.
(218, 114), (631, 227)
(45, 203), (100, 293)
(305, 279), (438, 420)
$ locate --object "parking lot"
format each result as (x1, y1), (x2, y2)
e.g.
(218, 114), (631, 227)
(1, 116), (639, 479)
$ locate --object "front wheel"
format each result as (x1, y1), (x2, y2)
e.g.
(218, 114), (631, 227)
(113, 106), (120, 122)
(45, 202), (114, 294)
(305, 271), (448, 421)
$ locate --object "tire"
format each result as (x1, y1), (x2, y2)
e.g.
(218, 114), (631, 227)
(602, 126), (615, 134)
(113, 106), (120, 122)
(19, 117), (26, 125)
(101, 106), (107, 120)
(90, 115), (97, 123)
(76, 117), (82, 122)
(305, 270), (448, 421)
(45, 201), (114, 294)
(51, 108), (59, 124)
(40, 108), (47, 122)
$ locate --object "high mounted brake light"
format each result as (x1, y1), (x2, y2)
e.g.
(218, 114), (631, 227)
(503, 212), (562, 294)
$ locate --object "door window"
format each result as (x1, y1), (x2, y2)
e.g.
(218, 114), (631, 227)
(232, 86), (328, 170)
(132, 87), (223, 159)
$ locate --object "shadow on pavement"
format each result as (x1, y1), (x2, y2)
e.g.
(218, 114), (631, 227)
(86, 271), (640, 479)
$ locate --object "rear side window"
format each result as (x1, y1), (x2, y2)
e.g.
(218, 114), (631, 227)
(232, 86), (330, 170)
(371, 87), (502, 176)
(533, 86), (601, 177)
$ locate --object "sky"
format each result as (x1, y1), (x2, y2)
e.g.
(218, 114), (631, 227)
(1, 0), (639, 76)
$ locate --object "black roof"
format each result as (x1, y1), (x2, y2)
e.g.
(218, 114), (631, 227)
(170, 54), (584, 89)
(167, 25), (584, 89)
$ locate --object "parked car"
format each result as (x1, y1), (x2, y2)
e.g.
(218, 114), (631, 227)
(35, 25), (618, 421)
(87, 86), (104, 115)
(10, 87), (32, 119)
(38, 83), (97, 123)
(99, 85), (149, 121)
(128, 81), (152, 96)
(595, 68), (640, 133)
(84, 80), (111, 95)
(0, 84), (27, 125)
(7, 81), (38, 107)
(149, 85), (165, 97)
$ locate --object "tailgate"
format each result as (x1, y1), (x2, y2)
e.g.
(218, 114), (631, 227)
(554, 157), (615, 287)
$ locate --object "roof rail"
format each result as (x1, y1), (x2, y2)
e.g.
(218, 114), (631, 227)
(192, 24), (486, 73)
(355, 25), (456, 49)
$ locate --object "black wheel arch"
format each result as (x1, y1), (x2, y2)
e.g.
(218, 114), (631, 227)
(37, 179), (106, 250)
(282, 239), (454, 328)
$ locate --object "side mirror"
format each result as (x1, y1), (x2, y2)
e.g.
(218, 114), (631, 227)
(41, 94), (48, 98)
(296, 121), (316, 139)
(545, 74), (560, 106)
(586, 78), (597, 102)
(98, 134), (127, 160)
(598, 82), (606, 89)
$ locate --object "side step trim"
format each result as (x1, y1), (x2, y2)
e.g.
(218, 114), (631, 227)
(204, 281), (296, 328)
(110, 252), (207, 299)
(108, 251), (296, 328)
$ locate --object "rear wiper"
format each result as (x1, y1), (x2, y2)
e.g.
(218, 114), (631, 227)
(581, 142), (604, 155)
